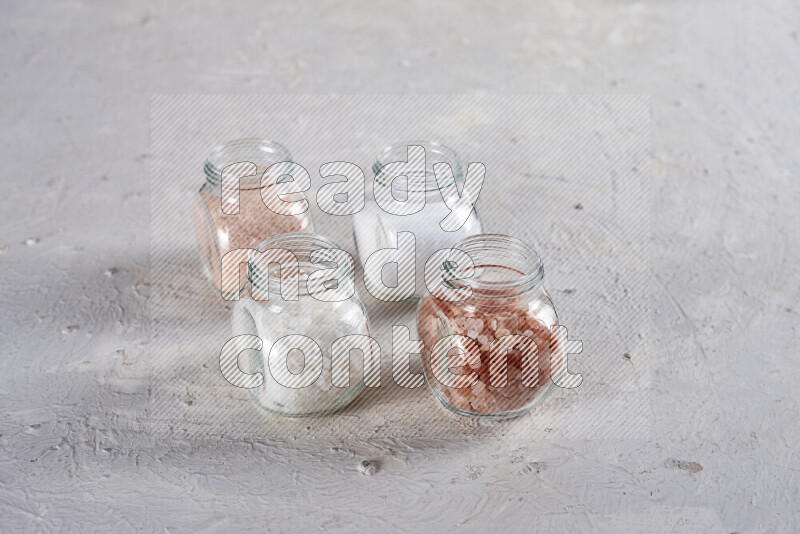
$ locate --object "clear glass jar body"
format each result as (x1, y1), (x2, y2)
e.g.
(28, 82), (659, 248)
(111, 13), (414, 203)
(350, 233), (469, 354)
(192, 139), (313, 294)
(416, 234), (561, 419)
(231, 233), (374, 417)
(352, 141), (483, 299)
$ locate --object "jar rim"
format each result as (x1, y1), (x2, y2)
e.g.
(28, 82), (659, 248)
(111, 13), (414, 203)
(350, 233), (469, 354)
(443, 234), (544, 298)
(373, 140), (463, 194)
(247, 232), (349, 295)
(204, 138), (292, 189)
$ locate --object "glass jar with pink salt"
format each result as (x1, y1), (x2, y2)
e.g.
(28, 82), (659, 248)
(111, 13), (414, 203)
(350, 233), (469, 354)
(417, 234), (562, 419)
(192, 139), (313, 296)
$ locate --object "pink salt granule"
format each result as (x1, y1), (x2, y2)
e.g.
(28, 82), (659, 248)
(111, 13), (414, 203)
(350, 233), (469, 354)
(192, 185), (312, 292)
(418, 295), (563, 416)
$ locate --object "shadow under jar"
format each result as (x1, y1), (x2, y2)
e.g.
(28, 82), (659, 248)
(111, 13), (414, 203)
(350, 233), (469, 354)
(192, 139), (313, 295)
(231, 233), (376, 417)
(351, 141), (483, 299)
(417, 234), (563, 419)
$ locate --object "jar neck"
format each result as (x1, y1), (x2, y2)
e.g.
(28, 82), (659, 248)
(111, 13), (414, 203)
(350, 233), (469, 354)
(247, 233), (349, 297)
(373, 141), (463, 195)
(443, 234), (545, 300)
(204, 138), (291, 190)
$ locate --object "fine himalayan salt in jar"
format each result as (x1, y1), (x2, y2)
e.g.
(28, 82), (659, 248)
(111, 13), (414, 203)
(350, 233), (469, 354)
(417, 234), (563, 419)
(231, 233), (378, 417)
(352, 141), (483, 299)
(192, 139), (313, 295)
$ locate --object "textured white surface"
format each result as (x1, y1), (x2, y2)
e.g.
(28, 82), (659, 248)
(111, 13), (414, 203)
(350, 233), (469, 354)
(1, 1), (799, 533)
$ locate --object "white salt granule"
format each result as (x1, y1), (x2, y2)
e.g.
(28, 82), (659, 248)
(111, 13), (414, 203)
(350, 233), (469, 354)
(232, 296), (372, 416)
(352, 193), (482, 298)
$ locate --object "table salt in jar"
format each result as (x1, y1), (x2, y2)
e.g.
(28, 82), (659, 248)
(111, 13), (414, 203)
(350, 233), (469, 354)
(417, 234), (562, 419)
(352, 141), (483, 299)
(232, 233), (378, 417)
(192, 139), (313, 296)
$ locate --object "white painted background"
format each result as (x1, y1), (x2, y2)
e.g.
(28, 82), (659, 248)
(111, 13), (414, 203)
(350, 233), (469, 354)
(1, 1), (798, 533)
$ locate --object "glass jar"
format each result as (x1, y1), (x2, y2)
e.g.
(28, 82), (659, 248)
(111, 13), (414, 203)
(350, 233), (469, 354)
(352, 141), (483, 299)
(192, 139), (313, 295)
(231, 233), (376, 417)
(417, 234), (562, 419)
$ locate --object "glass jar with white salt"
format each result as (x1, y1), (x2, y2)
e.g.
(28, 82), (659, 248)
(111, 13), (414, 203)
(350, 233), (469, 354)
(351, 141), (483, 299)
(231, 233), (378, 417)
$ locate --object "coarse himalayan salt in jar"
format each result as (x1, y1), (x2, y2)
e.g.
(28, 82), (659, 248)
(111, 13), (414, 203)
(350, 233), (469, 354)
(351, 141), (483, 299)
(417, 234), (564, 419)
(192, 139), (313, 296)
(231, 233), (378, 417)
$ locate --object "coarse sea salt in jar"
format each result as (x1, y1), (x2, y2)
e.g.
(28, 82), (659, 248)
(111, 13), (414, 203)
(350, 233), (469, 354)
(231, 233), (378, 417)
(352, 141), (483, 299)
(192, 139), (313, 296)
(417, 234), (563, 419)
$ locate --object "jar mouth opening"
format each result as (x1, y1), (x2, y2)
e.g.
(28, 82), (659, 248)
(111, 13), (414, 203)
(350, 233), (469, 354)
(247, 233), (348, 295)
(373, 140), (463, 194)
(443, 234), (544, 298)
(204, 138), (292, 190)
